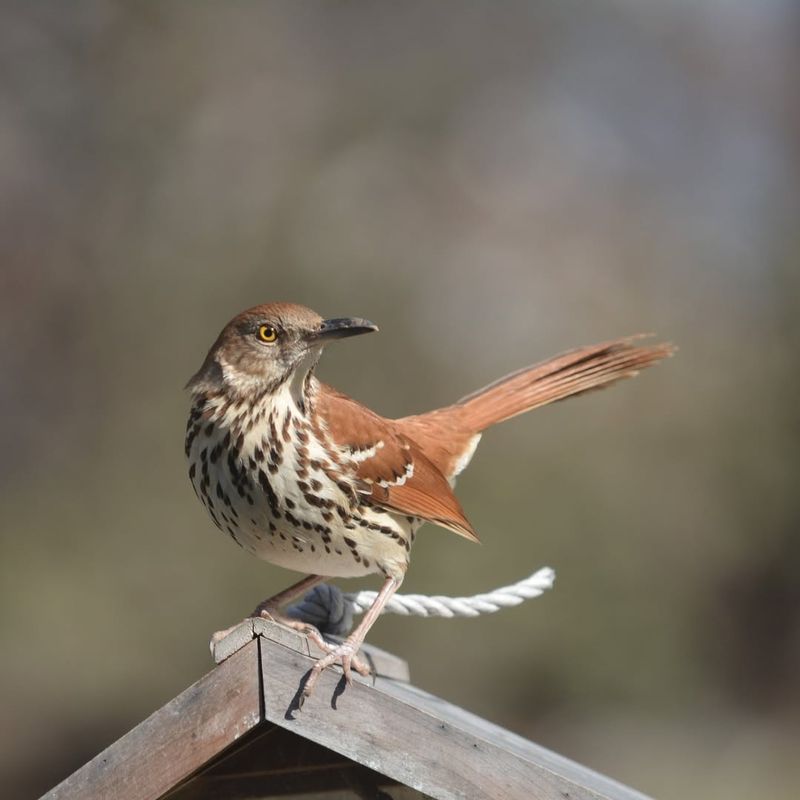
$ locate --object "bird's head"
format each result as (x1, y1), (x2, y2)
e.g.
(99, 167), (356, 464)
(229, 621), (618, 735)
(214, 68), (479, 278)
(187, 302), (378, 398)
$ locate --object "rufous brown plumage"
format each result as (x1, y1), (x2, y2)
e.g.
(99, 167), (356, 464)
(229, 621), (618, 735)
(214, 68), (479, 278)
(186, 302), (674, 698)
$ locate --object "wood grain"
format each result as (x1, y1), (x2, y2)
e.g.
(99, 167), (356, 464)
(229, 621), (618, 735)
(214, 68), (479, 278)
(163, 723), (410, 799)
(212, 616), (411, 682)
(258, 635), (652, 800)
(41, 620), (651, 800)
(41, 642), (261, 800)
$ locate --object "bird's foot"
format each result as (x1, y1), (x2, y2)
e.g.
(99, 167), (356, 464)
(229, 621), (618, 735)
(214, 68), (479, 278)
(256, 605), (333, 654)
(302, 638), (371, 701)
(210, 622), (240, 647)
(258, 607), (371, 700)
(209, 606), (328, 651)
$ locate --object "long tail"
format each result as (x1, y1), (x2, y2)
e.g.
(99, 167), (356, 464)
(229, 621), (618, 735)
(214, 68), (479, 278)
(454, 335), (675, 432)
(396, 335), (675, 481)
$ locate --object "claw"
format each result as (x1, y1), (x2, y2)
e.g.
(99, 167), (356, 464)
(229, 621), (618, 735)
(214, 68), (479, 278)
(302, 639), (371, 699)
(257, 605), (372, 700)
(252, 575), (399, 704)
(257, 606), (333, 653)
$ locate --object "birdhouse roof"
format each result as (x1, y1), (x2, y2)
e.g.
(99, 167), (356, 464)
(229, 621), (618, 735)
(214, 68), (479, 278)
(43, 619), (651, 800)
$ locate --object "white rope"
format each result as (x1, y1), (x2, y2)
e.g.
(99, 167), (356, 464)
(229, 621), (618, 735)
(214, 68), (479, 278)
(287, 567), (555, 637)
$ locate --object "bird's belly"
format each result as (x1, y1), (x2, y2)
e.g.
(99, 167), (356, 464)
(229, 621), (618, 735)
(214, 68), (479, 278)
(188, 438), (414, 579)
(249, 534), (377, 578)
(236, 505), (413, 579)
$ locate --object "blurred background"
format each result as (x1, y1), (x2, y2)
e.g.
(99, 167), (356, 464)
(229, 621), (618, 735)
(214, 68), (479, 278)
(1, 1), (798, 798)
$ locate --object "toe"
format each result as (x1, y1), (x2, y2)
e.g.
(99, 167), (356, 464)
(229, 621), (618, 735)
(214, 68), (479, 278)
(352, 655), (371, 677)
(341, 654), (354, 686)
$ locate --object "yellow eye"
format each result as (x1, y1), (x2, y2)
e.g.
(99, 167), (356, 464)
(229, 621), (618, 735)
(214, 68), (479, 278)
(257, 324), (278, 343)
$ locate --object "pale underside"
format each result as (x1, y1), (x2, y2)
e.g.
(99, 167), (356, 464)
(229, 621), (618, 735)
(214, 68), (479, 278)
(187, 382), (458, 580)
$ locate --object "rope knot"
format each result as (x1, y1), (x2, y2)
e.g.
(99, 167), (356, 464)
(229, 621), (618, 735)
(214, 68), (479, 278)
(287, 583), (354, 637)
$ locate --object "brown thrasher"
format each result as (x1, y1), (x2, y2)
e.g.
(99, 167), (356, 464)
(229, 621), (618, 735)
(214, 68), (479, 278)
(186, 303), (673, 698)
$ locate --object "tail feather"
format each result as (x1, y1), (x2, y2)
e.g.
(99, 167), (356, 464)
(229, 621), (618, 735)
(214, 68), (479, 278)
(453, 335), (675, 433)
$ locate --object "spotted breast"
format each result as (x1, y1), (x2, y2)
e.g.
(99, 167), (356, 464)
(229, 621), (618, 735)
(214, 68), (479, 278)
(185, 375), (423, 581)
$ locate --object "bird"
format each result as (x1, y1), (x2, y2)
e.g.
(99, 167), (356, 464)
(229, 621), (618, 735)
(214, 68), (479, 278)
(185, 302), (673, 698)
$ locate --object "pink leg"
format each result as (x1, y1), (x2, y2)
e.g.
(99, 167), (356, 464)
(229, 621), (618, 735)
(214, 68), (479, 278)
(211, 575), (330, 650)
(250, 574), (335, 652)
(302, 575), (401, 699)
(251, 574), (326, 617)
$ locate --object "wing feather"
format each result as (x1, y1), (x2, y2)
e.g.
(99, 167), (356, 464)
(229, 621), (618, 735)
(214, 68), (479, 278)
(316, 384), (479, 541)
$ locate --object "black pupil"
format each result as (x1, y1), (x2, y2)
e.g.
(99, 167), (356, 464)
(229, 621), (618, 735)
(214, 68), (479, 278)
(262, 326), (274, 338)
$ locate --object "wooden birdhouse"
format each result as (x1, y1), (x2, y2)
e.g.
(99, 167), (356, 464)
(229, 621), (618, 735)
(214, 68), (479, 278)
(42, 619), (650, 800)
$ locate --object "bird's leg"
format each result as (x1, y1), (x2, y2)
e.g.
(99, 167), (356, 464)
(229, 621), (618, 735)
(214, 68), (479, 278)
(251, 574), (337, 653)
(303, 575), (401, 699)
(251, 573), (327, 618)
(211, 575), (330, 651)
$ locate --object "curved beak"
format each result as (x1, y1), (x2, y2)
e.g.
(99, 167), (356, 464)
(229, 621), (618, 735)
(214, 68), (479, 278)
(311, 317), (379, 343)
